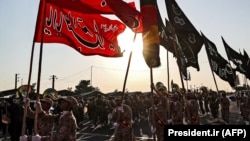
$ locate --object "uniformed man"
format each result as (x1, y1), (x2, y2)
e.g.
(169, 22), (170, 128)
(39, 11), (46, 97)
(110, 95), (135, 141)
(219, 91), (230, 124)
(148, 94), (168, 141)
(25, 98), (54, 136)
(184, 92), (199, 125)
(209, 91), (220, 121)
(23, 96), (79, 141)
(240, 94), (250, 125)
(168, 93), (183, 125)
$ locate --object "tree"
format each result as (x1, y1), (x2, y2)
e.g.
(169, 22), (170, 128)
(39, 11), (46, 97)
(74, 80), (95, 94)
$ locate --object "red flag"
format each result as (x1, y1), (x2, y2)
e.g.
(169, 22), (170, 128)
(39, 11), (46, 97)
(106, 0), (143, 32)
(46, 0), (133, 14)
(34, 2), (126, 57)
(140, 0), (160, 68)
(46, 0), (142, 32)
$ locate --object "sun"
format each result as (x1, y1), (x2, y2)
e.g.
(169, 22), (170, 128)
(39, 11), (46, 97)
(119, 33), (149, 71)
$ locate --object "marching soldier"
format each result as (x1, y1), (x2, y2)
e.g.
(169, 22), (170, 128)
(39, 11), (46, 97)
(197, 92), (205, 115)
(184, 92), (199, 125)
(25, 98), (54, 136)
(168, 93), (183, 125)
(219, 91), (230, 124)
(209, 91), (220, 121)
(239, 92), (248, 111)
(107, 96), (116, 126)
(110, 95), (135, 141)
(240, 94), (250, 125)
(92, 95), (104, 128)
(153, 82), (169, 118)
(148, 94), (168, 141)
(235, 91), (241, 108)
(203, 91), (210, 115)
(21, 96), (78, 141)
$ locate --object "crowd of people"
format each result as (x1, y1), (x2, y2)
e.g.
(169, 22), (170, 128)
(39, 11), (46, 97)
(0, 82), (249, 141)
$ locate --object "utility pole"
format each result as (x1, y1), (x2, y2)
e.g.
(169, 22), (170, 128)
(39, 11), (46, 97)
(15, 73), (20, 89)
(91, 66), (93, 86)
(49, 75), (58, 89)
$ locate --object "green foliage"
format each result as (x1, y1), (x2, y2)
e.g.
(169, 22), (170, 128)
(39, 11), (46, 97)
(74, 80), (95, 94)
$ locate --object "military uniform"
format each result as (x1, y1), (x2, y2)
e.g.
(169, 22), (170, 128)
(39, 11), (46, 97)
(39, 111), (77, 141)
(209, 92), (219, 120)
(203, 92), (210, 114)
(40, 96), (78, 141)
(148, 95), (168, 141)
(184, 94), (199, 125)
(197, 93), (205, 115)
(111, 103), (135, 141)
(219, 92), (230, 124)
(169, 93), (183, 125)
(240, 96), (250, 125)
(26, 98), (54, 136)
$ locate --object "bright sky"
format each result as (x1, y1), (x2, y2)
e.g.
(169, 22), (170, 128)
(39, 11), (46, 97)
(0, 0), (250, 94)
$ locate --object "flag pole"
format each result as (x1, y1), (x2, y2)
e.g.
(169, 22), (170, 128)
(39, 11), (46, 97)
(21, 0), (45, 138)
(120, 33), (137, 141)
(174, 39), (190, 122)
(166, 50), (170, 93)
(173, 34), (185, 91)
(204, 44), (219, 93)
(121, 33), (137, 99)
(208, 59), (219, 93)
(186, 70), (189, 90)
(149, 65), (156, 141)
(33, 0), (48, 136)
(170, 24), (191, 123)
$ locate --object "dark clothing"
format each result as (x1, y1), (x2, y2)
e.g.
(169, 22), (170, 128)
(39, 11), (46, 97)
(7, 99), (23, 141)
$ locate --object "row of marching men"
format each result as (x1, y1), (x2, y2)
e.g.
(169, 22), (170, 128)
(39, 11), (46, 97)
(236, 90), (250, 125)
(107, 81), (223, 141)
(70, 82), (239, 141)
(5, 83), (248, 141)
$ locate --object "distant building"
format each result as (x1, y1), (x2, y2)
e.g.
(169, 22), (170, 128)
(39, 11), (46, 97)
(58, 89), (75, 96)
(0, 89), (16, 98)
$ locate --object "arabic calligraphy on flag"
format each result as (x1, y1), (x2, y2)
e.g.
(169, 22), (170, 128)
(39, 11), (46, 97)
(34, 1), (126, 57)
(47, 0), (142, 32)
(222, 37), (247, 75)
(202, 33), (236, 88)
(165, 0), (204, 71)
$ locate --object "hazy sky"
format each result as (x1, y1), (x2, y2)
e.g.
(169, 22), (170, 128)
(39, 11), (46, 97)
(0, 0), (249, 94)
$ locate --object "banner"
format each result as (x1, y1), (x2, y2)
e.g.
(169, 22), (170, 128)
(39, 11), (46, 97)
(165, 0), (203, 71)
(34, 2), (126, 57)
(202, 33), (236, 88)
(140, 0), (161, 68)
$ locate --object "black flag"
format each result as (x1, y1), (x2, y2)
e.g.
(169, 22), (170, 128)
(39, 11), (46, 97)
(157, 1), (187, 78)
(243, 49), (250, 79)
(156, 3), (175, 54)
(222, 37), (247, 76)
(165, 0), (203, 71)
(202, 33), (236, 88)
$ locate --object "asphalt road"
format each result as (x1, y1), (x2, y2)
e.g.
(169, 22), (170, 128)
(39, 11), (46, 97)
(0, 100), (246, 141)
